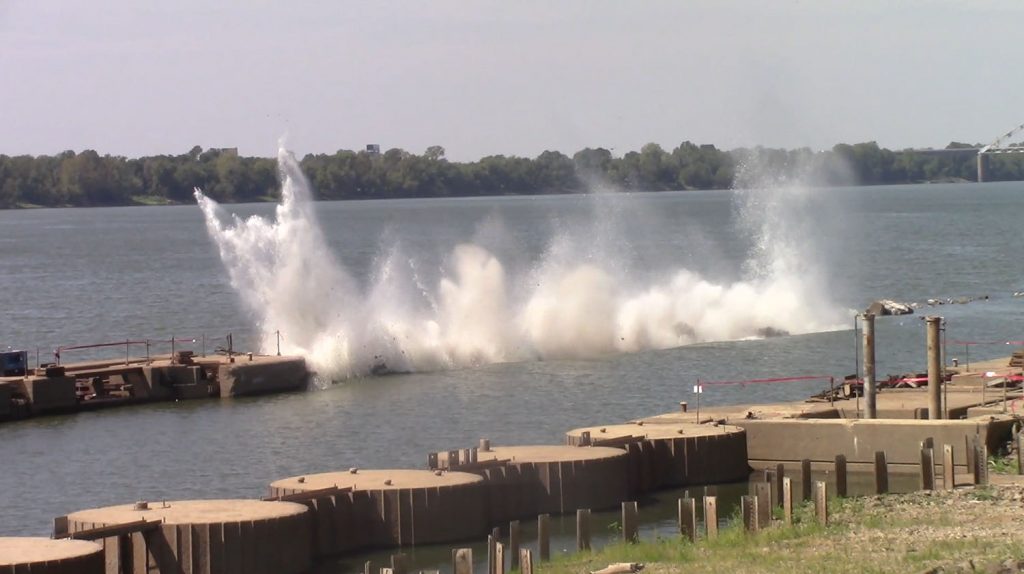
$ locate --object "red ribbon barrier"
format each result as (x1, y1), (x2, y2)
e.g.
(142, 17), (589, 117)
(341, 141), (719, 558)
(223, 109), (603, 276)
(700, 375), (831, 386)
(951, 340), (1024, 346)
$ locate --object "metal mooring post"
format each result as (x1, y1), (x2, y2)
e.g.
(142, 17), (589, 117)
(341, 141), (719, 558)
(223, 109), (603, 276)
(926, 317), (943, 419)
(863, 313), (877, 419)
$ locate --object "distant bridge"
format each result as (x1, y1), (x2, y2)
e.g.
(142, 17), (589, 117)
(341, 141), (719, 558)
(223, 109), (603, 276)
(904, 124), (1024, 181)
(977, 122), (1024, 181)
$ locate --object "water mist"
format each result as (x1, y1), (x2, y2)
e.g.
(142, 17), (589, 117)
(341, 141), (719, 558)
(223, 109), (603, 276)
(195, 146), (847, 382)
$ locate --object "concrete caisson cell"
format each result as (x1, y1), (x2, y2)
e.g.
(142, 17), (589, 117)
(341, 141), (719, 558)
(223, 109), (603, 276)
(0, 537), (105, 574)
(65, 499), (310, 574)
(469, 445), (630, 523)
(565, 423), (749, 494)
(270, 468), (487, 555)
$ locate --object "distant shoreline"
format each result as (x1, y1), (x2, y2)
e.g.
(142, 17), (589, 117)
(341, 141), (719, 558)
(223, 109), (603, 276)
(0, 178), (1007, 211)
(0, 141), (1015, 209)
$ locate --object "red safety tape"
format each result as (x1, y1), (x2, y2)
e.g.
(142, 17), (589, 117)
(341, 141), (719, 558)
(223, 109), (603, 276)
(700, 375), (831, 386)
(58, 340), (150, 352)
(58, 337), (203, 352)
(951, 340), (1024, 346)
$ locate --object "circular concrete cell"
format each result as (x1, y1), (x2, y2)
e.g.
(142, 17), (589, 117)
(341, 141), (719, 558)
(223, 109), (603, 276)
(0, 537), (104, 574)
(270, 469), (487, 553)
(566, 422), (750, 492)
(66, 499), (310, 574)
(271, 468), (481, 493)
(451, 444), (630, 522)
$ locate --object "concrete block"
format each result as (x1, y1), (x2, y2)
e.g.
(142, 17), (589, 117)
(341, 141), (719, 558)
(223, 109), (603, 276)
(0, 383), (12, 418)
(738, 418), (1013, 471)
(21, 376), (77, 413)
(217, 357), (308, 398)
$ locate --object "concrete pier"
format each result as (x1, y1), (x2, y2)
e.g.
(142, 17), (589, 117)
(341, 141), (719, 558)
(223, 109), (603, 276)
(0, 537), (105, 574)
(65, 499), (311, 574)
(269, 469), (487, 554)
(564, 422), (748, 493)
(0, 352), (309, 422)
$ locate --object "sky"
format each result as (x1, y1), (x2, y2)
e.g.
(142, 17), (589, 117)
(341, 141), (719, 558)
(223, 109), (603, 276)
(1, 0), (1022, 161)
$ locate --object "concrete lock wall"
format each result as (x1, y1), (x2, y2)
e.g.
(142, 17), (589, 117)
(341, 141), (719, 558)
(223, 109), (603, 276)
(217, 357), (308, 398)
(0, 383), (12, 419)
(20, 376), (77, 413)
(738, 418), (1014, 471)
(138, 366), (208, 401)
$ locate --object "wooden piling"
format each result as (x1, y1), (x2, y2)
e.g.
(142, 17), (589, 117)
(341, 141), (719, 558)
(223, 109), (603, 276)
(741, 495), (758, 532)
(576, 509), (591, 551)
(519, 549), (533, 574)
(508, 521), (520, 571)
(453, 549), (473, 574)
(800, 459), (812, 501)
(774, 463), (785, 507)
(365, 561), (373, 574)
(975, 442), (989, 486)
(920, 447), (935, 491)
(1017, 434), (1024, 476)
(834, 454), (847, 498)
(874, 451), (889, 494)
(678, 498), (696, 542)
(703, 496), (718, 540)
(814, 481), (828, 526)
(943, 444), (955, 490)
(782, 477), (793, 526)
(622, 501), (639, 543)
(495, 543), (505, 574)
(966, 435), (975, 473)
(391, 554), (409, 574)
(537, 514), (550, 561)
(754, 481), (772, 527)
(487, 534), (497, 574)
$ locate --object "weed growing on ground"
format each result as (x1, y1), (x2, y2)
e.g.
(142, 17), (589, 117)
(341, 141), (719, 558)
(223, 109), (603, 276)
(989, 454), (1019, 474)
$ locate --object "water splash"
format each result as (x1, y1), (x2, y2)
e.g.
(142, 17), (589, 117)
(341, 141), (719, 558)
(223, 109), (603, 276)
(196, 146), (847, 381)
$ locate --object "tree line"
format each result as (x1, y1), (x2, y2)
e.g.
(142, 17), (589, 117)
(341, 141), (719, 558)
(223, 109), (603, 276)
(1, 141), (1022, 208)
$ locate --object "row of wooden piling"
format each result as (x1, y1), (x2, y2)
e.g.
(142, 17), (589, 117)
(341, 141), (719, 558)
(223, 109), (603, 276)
(378, 434), (996, 574)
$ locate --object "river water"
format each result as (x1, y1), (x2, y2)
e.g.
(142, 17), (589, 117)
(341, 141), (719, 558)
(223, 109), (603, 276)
(1, 179), (1022, 542)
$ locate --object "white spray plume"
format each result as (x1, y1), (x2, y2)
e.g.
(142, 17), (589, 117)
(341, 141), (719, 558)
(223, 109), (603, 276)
(195, 146), (846, 381)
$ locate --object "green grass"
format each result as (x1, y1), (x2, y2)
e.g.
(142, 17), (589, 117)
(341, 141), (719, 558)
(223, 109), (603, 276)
(989, 453), (1019, 474)
(534, 492), (1024, 574)
(132, 195), (178, 206)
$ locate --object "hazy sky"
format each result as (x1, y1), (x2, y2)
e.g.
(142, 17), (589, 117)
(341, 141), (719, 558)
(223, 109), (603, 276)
(2, 1), (1022, 161)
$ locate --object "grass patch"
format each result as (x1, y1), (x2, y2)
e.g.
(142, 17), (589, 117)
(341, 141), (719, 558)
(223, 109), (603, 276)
(132, 195), (178, 206)
(989, 454), (1019, 475)
(535, 491), (1024, 574)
